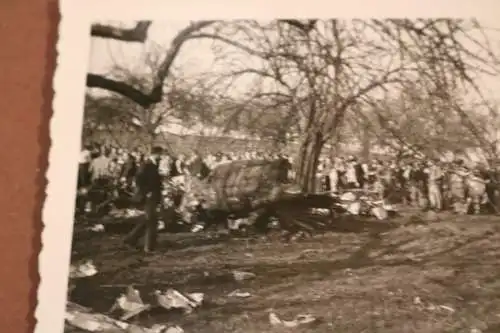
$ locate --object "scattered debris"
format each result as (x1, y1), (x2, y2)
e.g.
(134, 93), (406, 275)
(289, 231), (309, 241)
(67, 301), (92, 313)
(165, 326), (184, 333)
(69, 260), (98, 279)
(438, 305), (456, 313)
(65, 309), (129, 332)
(232, 270), (256, 281)
(126, 323), (168, 333)
(191, 223), (205, 233)
(228, 290), (252, 298)
(153, 289), (204, 314)
(228, 218), (252, 230)
(66, 301), (180, 333)
(310, 208), (330, 215)
(371, 206), (388, 220)
(85, 224), (105, 232)
(108, 208), (145, 218)
(158, 221), (165, 231)
(109, 285), (152, 320)
(269, 312), (318, 327)
(414, 296), (456, 314)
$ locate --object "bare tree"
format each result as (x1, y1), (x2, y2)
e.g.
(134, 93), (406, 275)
(87, 20), (215, 108)
(193, 19), (499, 191)
(87, 19), (499, 191)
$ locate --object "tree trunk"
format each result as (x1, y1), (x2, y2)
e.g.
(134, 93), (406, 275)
(295, 130), (324, 193)
(361, 119), (370, 162)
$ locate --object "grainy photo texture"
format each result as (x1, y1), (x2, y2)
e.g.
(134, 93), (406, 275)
(42, 2), (500, 333)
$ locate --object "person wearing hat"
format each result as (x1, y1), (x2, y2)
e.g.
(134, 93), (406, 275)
(124, 146), (165, 253)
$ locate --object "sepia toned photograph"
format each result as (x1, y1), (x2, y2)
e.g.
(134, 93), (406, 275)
(43, 2), (500, 333)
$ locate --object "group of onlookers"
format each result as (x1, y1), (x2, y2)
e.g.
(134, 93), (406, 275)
(315, 155), (500, 214)
(78, 143), (500, 216)
(76, 142), (499, 252)
(77, 143), (291, 190)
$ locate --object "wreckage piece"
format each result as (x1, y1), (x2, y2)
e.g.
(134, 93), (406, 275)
(65, 307), (130, 332)
(69, 260), (98, 279)
(184, 159), (341, 235)
(187, 159), (290, 212)
(333, 190), (397, 220)
(153, 289), (204, 314)
(66, 301), (171, 333)
(269, 312), (319, 328)
(108, 285), (152, 321)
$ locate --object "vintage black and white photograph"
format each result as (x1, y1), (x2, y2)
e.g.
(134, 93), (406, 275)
(42, 2), (500, 333)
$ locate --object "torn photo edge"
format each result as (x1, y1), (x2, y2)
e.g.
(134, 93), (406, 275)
(35, 1), (496, 333)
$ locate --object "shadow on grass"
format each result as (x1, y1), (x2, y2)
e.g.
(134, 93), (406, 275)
(68, 212), (500, 333)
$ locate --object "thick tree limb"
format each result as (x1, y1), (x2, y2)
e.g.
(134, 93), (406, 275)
(87, 21), (215, 108)
(87, 74), (159, 108)
(279, 19), (317, 33)
(91, 21), (152, 42)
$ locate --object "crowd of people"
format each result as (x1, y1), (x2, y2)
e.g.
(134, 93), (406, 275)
(76, 142), (499, 252)
(315, 155), (500, 214)
(77, 143), (291, 191)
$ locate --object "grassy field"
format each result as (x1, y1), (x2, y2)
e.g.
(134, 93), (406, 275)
(69, 210), (500, 333)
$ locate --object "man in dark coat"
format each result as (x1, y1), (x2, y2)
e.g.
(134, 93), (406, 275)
(353, 158), (365, 189)
(124, 146), (164, 253)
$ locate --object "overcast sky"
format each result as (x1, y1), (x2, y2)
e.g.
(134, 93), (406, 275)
(87, 19), (500, 102)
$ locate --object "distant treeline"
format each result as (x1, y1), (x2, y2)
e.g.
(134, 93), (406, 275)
(82, 129), (297, 156)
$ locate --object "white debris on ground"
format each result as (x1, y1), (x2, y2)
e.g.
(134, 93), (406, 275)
(85, 224), (105, 232)
(333, 191), (398, 220)
(227, 290), (252, 298)
(413, 296), (456, 314)
(69, 260), (98, 279)
(158, 220), (165, 231)
(109, 208), (146, 219)
(309, 208), (331, 215)
(65, 288), (195, 332)
(153, 289), (204, 314)
(232, 270), (256, 282)
(269, 312), (318, 327)
(227, 218), (253, 230)
(191, 223), (205, 233)
(109, 286), (152, 320)
(65, 307), (172, 333)
(65, 309), (129, 332)
(164, 326), (184, 333)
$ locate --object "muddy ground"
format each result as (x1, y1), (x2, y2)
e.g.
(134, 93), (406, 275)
(68, 210), (500, 333)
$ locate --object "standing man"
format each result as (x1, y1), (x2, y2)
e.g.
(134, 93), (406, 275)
(124, 146), (164, 253)
(78, 144), (92, 189)
(345, 156), (359, 189)
(353, 157), (365, 189)
(427, 159), (444, 211)
(87, 147), (113, 214)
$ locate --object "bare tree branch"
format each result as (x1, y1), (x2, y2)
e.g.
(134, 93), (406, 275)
(90, 21), (152, 42)
(87, 74), (159, 108)
(87, 21), (215, 108)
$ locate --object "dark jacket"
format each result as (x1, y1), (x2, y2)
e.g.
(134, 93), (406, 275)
(354, 163), (364, 184)
(121, 156), (137, 180)
(169, 158), (180, 177)
(136, 159), (163, 201)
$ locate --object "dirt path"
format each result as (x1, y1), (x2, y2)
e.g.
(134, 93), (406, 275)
(69, 212), (500, 333)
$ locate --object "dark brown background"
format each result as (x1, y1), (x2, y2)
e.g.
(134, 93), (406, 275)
(0, 1), (57, 332)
